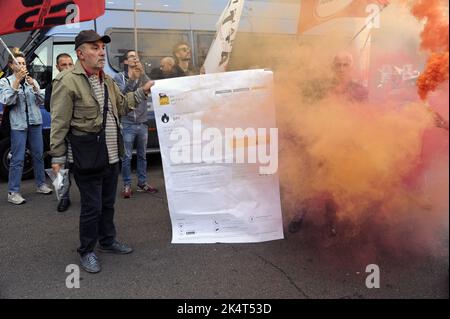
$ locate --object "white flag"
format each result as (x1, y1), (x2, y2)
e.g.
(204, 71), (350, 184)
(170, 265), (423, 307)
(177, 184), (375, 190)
(203, 0), (245, 74)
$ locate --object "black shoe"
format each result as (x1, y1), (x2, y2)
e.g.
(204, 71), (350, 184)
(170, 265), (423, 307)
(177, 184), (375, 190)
(80, 252), (101, 273)
(288, 217), (304, 233)
(57, 198), (71, 212)
(329, 225), (337, 237)
(98, 240), (133, 254)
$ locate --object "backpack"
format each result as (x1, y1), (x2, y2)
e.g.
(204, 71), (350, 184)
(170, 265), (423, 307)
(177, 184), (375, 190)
(0, 77), (12, 135)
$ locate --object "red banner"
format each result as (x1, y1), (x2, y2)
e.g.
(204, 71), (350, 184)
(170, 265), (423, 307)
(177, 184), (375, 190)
(298, 0), (389, 34)
(0, 0), (105, 36)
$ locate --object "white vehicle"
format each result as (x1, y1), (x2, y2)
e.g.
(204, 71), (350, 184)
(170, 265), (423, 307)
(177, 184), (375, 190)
(22, 0), (300, 81)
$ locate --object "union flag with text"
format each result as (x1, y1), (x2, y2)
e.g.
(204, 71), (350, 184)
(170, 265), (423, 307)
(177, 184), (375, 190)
(0, 0), (105, 35)
(298, 0), (390, 34)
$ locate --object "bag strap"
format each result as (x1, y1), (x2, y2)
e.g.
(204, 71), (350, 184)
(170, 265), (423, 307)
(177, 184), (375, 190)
(102, 83), (109, 129)
(21, 81), (29, 123)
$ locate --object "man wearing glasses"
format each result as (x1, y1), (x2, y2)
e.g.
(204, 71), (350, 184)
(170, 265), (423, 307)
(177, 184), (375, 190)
(172, 42), (198, 76)
(114, 50), (158, 198)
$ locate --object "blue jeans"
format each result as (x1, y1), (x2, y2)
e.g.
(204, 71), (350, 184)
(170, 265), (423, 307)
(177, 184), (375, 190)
(121, 122), (148, 186)
(8, 125), (46, 193)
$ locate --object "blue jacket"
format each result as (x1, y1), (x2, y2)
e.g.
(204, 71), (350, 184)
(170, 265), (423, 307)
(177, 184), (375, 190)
(0, 74), (44, 130)
(113, 71), (150, 124)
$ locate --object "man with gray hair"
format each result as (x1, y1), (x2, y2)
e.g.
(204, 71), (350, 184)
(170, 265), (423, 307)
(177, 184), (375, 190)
(50, 30), (154, 274)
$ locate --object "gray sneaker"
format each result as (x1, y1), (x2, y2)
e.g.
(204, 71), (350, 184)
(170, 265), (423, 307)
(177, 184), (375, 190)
(99, 240), (133, 254)
(8, 192), (26, 205)
(80, 252), (101, 273)
(36, 183), (52, 194)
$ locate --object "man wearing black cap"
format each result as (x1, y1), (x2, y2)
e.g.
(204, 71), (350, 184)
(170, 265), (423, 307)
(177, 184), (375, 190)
(49, 30), (154, 274)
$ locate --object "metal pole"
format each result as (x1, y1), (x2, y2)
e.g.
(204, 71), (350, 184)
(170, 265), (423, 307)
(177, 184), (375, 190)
(134, 0), (138, 54)
(350, 4), (388, 44)
(0, 37), (19, 66)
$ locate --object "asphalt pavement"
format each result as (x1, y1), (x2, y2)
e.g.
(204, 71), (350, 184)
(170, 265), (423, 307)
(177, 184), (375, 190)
(0, 155), (448, 299)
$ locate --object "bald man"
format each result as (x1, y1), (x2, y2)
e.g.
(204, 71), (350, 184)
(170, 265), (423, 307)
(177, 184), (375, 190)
(301, 51), (368, 104)
(160, 57), (175, 77)
(331, 51), (368, 102)
(150, 56), (184, 80)
(288, 52), (368, 235)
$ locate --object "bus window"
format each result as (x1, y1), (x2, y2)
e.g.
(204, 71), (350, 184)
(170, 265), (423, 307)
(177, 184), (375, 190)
(193, 31), (215, 69)
(29, 38), (53, 89)
(106, 28), (190, 74)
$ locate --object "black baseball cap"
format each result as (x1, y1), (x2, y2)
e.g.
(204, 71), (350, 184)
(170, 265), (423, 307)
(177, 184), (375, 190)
(75, 30), (111, 49)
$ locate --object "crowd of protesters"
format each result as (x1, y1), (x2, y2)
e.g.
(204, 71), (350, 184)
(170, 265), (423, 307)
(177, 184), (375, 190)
(0, 30), (364, 274)
(0, 30), (200, 273)
(1, 29), (399, 274)
(0, 38), (198, 206)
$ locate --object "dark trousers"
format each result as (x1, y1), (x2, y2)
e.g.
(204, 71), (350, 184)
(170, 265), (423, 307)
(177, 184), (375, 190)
(73, 163), (119, 256)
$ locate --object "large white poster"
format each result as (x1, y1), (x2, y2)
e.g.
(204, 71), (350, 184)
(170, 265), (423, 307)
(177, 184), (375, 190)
(152, 70), (284, 244)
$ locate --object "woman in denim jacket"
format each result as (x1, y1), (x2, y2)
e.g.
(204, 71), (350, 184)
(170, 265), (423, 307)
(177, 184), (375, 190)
(0, 50), (52, 205)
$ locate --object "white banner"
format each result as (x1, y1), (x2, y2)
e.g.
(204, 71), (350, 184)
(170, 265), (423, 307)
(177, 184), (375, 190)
(152, 70), (284, 243)
(203, 0), (245, 74)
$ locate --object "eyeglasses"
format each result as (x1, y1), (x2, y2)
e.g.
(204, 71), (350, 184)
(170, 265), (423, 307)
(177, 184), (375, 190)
(177, 46), (190, 52)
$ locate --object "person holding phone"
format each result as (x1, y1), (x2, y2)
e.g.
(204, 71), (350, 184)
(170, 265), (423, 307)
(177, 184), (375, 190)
(114, 50), (158, 199)
(0, 49), (52, 205)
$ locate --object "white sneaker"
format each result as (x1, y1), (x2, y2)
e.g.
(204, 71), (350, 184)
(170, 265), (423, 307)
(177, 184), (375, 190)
(37, 184), (53, 194)
(8, 192), (26, 205)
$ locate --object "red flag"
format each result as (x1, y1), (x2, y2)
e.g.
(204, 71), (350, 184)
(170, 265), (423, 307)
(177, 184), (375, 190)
(0, 0), (105, 36)
(298, 0), (389, 34)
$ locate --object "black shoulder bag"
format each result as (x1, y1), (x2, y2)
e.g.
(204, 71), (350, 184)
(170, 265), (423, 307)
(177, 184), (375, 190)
(68, 84), (109, 175)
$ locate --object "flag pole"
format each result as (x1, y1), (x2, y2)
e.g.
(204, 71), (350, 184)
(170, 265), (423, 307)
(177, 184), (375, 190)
(134, 0), (138, 54)
(0, 37), (19, 66)
(350, 4), (388, 44)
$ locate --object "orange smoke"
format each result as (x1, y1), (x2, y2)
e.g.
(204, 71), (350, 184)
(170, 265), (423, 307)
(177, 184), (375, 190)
(276, 65), (448, 260)
(411, 0), (449, 52)
(227, 1), (448, 260)
(268, 3), (448, 259)
(417, 52), (449, 100)
(410, 0), (449, 100)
